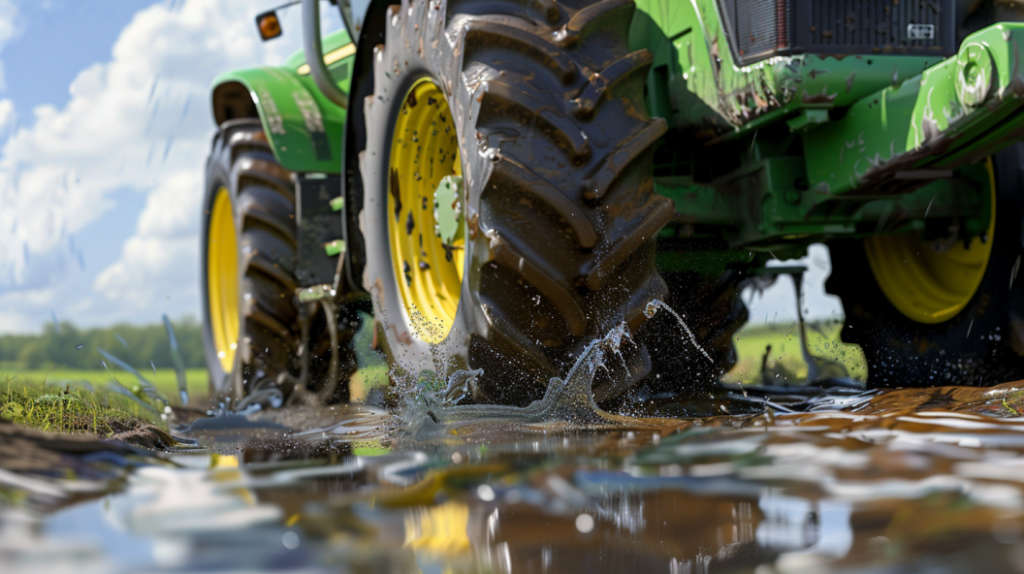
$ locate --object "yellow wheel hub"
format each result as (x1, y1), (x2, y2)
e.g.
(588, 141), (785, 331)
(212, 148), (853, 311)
(388, 79), (465, 343)
(865, 161), (996, 324)
(207, 187), (240, 371)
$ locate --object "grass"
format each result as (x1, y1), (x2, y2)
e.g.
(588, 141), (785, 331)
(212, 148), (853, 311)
(724, 321), (868, 384)
(1, 374), (167, 435)
(4, 368), (210, 401)
(0, 367), (209, 436)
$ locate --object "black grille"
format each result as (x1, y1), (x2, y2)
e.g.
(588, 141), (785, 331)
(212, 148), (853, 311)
(717, 0), (955, 65)
(718, 0), (790, 64)
(802, 0), (949, 52)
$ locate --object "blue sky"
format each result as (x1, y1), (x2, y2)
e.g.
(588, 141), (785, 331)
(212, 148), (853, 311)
(6, 1), (147, 112)
(2, 2), (151, 301)
(0, 0), (838, 335)
(0, 0), (342, 334)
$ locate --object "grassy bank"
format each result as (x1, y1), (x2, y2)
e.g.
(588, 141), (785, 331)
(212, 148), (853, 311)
(0, 361), (389, 435)
(1, 374), (168, 435)
(0, 368), (208, 436)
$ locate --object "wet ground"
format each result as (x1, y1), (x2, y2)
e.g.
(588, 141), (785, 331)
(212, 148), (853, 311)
(7, 327), (1024, 573)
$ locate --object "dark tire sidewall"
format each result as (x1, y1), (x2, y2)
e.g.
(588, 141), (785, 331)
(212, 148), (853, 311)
(201, 129), (239, 396)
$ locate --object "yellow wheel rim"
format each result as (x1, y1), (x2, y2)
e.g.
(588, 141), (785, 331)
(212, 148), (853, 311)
(388, 78), (465, 344)
(207, 187), (240, 372)
(865, 161), (996, 324)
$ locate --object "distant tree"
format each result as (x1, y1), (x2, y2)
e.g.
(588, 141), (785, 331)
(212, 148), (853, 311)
(0, 317), (206, 370)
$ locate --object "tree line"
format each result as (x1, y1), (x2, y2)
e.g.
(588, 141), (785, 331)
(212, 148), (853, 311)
(0, 318), (206, 370)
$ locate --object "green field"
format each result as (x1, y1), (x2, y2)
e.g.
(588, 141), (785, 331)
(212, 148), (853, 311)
(724, 322), (867, 384)
(2, 365), (394, 403)
(2, 368), (210, 401)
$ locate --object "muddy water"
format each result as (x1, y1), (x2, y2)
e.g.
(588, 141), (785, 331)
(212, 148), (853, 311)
(4, 380), (1024, 573)
(8, 326), (1024, 572)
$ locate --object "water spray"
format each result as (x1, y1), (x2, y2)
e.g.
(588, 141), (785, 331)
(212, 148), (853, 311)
(644, 300), (713, 364)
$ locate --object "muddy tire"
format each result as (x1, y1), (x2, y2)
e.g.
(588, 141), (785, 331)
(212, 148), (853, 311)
(202, 119), (353, 403)
(359, 0), (675, 404)
(202, 119), (301, 398)
(827, 145), (1024, 387)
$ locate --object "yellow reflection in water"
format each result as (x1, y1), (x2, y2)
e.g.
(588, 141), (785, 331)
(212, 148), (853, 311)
(404, 501), (470, 555)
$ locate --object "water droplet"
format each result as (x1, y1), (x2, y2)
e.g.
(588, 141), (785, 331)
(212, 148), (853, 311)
(282, 531), (300, 550)
(575, 513), (594, 533)
(477, 484), (496, 502)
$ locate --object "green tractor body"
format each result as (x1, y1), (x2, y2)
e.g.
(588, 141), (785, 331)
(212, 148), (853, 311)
(632, 0), (1015, 262)
(200, 0), (1024, 403)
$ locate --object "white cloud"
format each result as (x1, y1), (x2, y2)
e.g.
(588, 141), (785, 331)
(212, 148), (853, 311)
(0, 0), (20, 91)
(0, 0), (340, 332)
(0, 98), (12, 127)
(0, 287), (54, 333)
(93, 171), (202, 310)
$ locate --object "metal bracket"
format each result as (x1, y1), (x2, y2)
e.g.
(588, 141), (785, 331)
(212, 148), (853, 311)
(785, 109), (829, 133)
(297, 284), (336, 303)
(296, 173), (345, 288)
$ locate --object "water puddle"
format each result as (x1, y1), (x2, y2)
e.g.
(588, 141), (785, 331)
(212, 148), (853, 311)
(6, 309), (1024, 572)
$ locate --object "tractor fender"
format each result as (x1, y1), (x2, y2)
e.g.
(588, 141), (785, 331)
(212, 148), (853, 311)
(210, 66), (346, 174)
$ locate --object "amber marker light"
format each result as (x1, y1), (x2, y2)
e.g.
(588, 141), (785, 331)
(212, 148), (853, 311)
(256, 11), (283, 41)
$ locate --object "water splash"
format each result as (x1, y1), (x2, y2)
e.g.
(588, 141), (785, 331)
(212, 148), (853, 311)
(644, 299), (713, 363)
(102, 379), (161, 414)
(441, 368), (484, 404)
(97, 348), (167, 407)
(406, 322), (671, 438)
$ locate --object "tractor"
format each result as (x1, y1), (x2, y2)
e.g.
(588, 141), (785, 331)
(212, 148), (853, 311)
(201, 0), (1024, 407)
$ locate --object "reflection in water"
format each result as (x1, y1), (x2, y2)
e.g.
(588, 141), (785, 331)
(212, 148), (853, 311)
(7, 321), (1024, 572)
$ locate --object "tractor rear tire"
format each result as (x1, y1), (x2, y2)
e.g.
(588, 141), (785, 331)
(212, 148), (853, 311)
(358, 0), (675, 405)
(201, 119), (353, 403)
(827, 146), (1024, 387)
(202, 119), (301, 399)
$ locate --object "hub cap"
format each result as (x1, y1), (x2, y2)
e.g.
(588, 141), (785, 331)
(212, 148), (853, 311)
(207, 186), (239, 371)
(388, 78), (465, 343)
(865, 162), (996, 324)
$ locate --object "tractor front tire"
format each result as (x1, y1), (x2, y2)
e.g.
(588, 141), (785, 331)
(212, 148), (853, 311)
(358, 0), (675, 405)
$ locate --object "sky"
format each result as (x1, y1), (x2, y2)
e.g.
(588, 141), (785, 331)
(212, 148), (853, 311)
(0, 0), (342, 335)
(0, 0), (840, 335)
